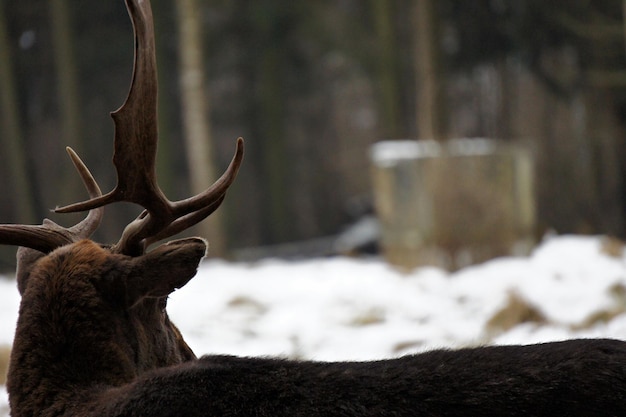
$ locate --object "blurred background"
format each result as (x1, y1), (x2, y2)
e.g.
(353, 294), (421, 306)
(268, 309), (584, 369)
(1, 0), (626, 270)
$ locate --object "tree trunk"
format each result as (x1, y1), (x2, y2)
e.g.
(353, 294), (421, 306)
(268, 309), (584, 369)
(153, 0), (175, 197)
(258, 44), (289, 243)
(623, 0), (626, 56)
(0, 0), (37, 224)
(248, 0), (290, 244)
(50, 0), (83, 204)
(175, 0), (227, 257)
(371, 0), (402, 139)
(414, 0), (447, 141)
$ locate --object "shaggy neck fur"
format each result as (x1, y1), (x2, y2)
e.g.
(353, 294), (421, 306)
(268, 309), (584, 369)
(7, 240), (195, 417)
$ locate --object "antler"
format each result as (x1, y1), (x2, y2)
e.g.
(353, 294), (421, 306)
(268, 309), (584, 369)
(54, 0), (243, 256)
(0, 147), (103, 253)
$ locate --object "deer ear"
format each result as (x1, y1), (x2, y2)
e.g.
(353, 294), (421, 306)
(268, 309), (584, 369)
(126, 238), (207, 304)
(15, 247), (46, 295)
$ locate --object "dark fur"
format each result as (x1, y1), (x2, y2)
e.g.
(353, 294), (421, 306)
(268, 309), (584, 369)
(101, 340), (626, 417)
(8, 238), (626, 416)
(8, 239), (200, 417)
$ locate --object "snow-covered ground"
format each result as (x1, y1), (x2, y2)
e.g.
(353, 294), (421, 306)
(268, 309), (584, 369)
(1, 234), (626, 414)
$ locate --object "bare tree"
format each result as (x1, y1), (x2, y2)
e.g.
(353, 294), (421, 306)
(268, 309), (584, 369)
(50, 0), (83, 203)
(414, 0), (447, 141)
(623, 0), (626, 56)
(371, 0), (402, 139)
(0, 0), (36, 224)
(175, 0), (227, 256)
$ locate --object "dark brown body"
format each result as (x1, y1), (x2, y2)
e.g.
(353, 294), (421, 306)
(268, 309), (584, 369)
(102, 340), (626, 417)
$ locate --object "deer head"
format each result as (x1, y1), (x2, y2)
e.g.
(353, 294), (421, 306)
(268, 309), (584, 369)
(2, 0), (242, 415)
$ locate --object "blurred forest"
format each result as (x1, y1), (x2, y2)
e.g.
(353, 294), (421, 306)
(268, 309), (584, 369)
(1, 0), (626, 269)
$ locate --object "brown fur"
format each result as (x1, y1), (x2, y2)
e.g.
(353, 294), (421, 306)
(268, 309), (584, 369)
(7, 239), (203, 417)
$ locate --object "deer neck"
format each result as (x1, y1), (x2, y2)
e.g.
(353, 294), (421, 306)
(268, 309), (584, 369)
(7, 295), (138, 417)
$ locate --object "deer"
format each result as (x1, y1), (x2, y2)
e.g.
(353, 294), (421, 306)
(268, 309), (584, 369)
(3, 0), (626, 416)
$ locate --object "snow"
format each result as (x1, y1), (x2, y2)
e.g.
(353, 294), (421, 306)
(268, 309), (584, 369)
(1, 235), (626, 414)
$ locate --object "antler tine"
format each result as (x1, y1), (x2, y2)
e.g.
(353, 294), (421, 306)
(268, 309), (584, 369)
(144, 138), (244, 247)
(0, 147), (103, 254)
(65, 147), (104, 238)
(0, 225), (74, 255)
(55, 0), (243, 256)
(144, 196), (225, 248)
(171, 137), (244, 216)
(114, 138), (243, 255)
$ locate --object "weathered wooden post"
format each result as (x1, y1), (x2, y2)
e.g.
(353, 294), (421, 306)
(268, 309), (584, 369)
(371, 139), (535, 271)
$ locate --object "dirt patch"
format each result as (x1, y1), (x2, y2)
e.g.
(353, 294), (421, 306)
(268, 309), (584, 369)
(392, 340), (425, 354)
(485, 292), (547, 337)
(0, 345), (10, 385)
(227, 296), (268, 315)
(570, 283), (626, 330)
(349, 308), (386, 327)
(600, 236), (625, 258)
(572, 307), (625, 330)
